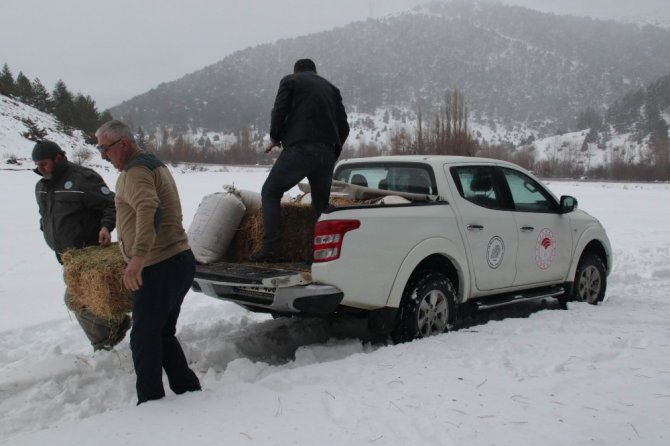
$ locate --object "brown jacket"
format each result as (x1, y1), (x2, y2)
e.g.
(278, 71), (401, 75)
(115, 149), (190, 267)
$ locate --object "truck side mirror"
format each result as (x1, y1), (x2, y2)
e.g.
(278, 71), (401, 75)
(560, 195), (577, 213)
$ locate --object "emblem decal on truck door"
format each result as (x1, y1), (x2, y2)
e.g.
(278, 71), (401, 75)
(535, 228), (556, 270)
(487, 236), (505, 269)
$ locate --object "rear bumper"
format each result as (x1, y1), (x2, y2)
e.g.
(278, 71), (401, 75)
(192, 278), (343, 315)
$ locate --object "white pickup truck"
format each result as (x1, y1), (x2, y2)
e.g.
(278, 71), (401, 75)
(192, 155), (611, 342)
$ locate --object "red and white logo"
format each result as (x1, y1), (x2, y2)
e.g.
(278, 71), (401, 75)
(535, 228), (556, 270)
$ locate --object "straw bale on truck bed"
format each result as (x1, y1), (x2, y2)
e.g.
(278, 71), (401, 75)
(225, 201), (315, 263)
(224, 196), (362, 263)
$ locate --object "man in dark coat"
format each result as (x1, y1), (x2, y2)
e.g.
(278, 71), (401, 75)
(250, 58), (350, 262)
(33, 139), (130, 351)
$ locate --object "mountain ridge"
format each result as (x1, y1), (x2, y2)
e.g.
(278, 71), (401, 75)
(111, 1), (670, 143)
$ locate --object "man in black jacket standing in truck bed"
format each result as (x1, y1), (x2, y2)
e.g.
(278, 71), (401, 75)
(250, 58), (349, 263)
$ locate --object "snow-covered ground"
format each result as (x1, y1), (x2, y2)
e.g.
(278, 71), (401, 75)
(0, 96), (92, 163)
(1, 162), (669, 445)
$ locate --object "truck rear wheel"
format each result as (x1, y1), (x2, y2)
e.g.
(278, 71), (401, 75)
(391, 272), (456, 343)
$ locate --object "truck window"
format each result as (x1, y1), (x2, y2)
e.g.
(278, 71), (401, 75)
(335, 164), (437, 195)
(501, 168), (557, 212)
(451, 166), (502, 209)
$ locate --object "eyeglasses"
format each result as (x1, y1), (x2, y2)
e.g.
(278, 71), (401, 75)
(96, 138), (122, 154)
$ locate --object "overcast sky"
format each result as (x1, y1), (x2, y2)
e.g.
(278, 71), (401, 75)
(1, 0), (668, 110)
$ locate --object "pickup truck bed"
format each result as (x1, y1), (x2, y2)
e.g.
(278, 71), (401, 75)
(193, 261), (343, 315)
(195, 261), (310, 283)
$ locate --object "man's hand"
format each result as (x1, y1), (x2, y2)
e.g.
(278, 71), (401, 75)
(264, 139), (281, 153)
(124, 255), (145, 291)
(98, 227), (112, 247)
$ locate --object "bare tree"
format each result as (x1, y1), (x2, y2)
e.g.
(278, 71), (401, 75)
(72, 146), (93, 165)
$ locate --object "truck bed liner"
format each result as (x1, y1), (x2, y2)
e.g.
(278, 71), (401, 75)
(195, 262), (311, 285)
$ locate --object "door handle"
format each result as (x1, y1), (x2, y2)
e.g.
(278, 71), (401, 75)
(467, 224), (484, 232)
(520, 226), (534, 233)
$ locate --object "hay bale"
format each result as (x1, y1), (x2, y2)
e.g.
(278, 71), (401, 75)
(329, 196), (360, 206)
(225, 202), (314, 262)
(61, 244), (132, 319)
(225, 211), (264, 262)
(224, 196), (367, 263)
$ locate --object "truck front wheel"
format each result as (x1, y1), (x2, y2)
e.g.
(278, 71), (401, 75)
(392, 272), (456, 343)
(571, 254), (607, 305)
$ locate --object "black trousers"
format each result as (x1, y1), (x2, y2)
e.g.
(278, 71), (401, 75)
(130, 249), (200, 404)
(260, 142), (336, 253)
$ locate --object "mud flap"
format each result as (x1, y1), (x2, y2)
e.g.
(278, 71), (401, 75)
(367, 307), (398, 334)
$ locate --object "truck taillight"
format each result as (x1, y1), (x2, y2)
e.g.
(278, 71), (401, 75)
(312, 220), (361, 263)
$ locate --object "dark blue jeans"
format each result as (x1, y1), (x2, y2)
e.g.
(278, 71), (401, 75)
(260, 142), (336, 253)
(130, 249), (200, 404)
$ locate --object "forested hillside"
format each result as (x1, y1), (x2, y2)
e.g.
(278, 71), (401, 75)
(111, 1), (670, 138)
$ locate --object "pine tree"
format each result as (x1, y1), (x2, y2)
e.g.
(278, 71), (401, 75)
(52, 80), (76, 130)
(20, 117), (48, 141)
(0, 63), (14, 96)
(73, 94), (100, 141)
(98, 109), (113, 126)
(14, 72), (35, 104)
(31, 77), (51, 112)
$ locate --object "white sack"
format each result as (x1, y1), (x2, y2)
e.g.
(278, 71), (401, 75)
(380, 195), (411, 205)
(223, 185), (262, 214)
(188, 192), (246, 264)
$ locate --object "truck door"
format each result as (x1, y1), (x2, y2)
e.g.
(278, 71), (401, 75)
(448, 166), (518, 291)
(499, 167), (573, 286)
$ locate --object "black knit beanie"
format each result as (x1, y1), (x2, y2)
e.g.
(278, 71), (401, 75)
(32, 140), (64, 161)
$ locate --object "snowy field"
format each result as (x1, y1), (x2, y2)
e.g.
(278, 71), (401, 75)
(1, 164), (669, 446)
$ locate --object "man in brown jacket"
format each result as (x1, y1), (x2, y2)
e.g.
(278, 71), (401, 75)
(95, 120), (200, 404)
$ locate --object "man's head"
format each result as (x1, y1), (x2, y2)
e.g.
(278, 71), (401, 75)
(293, 58), (317, 74)
(32, 140), (65, 179)
(95, 120), (137, 171)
